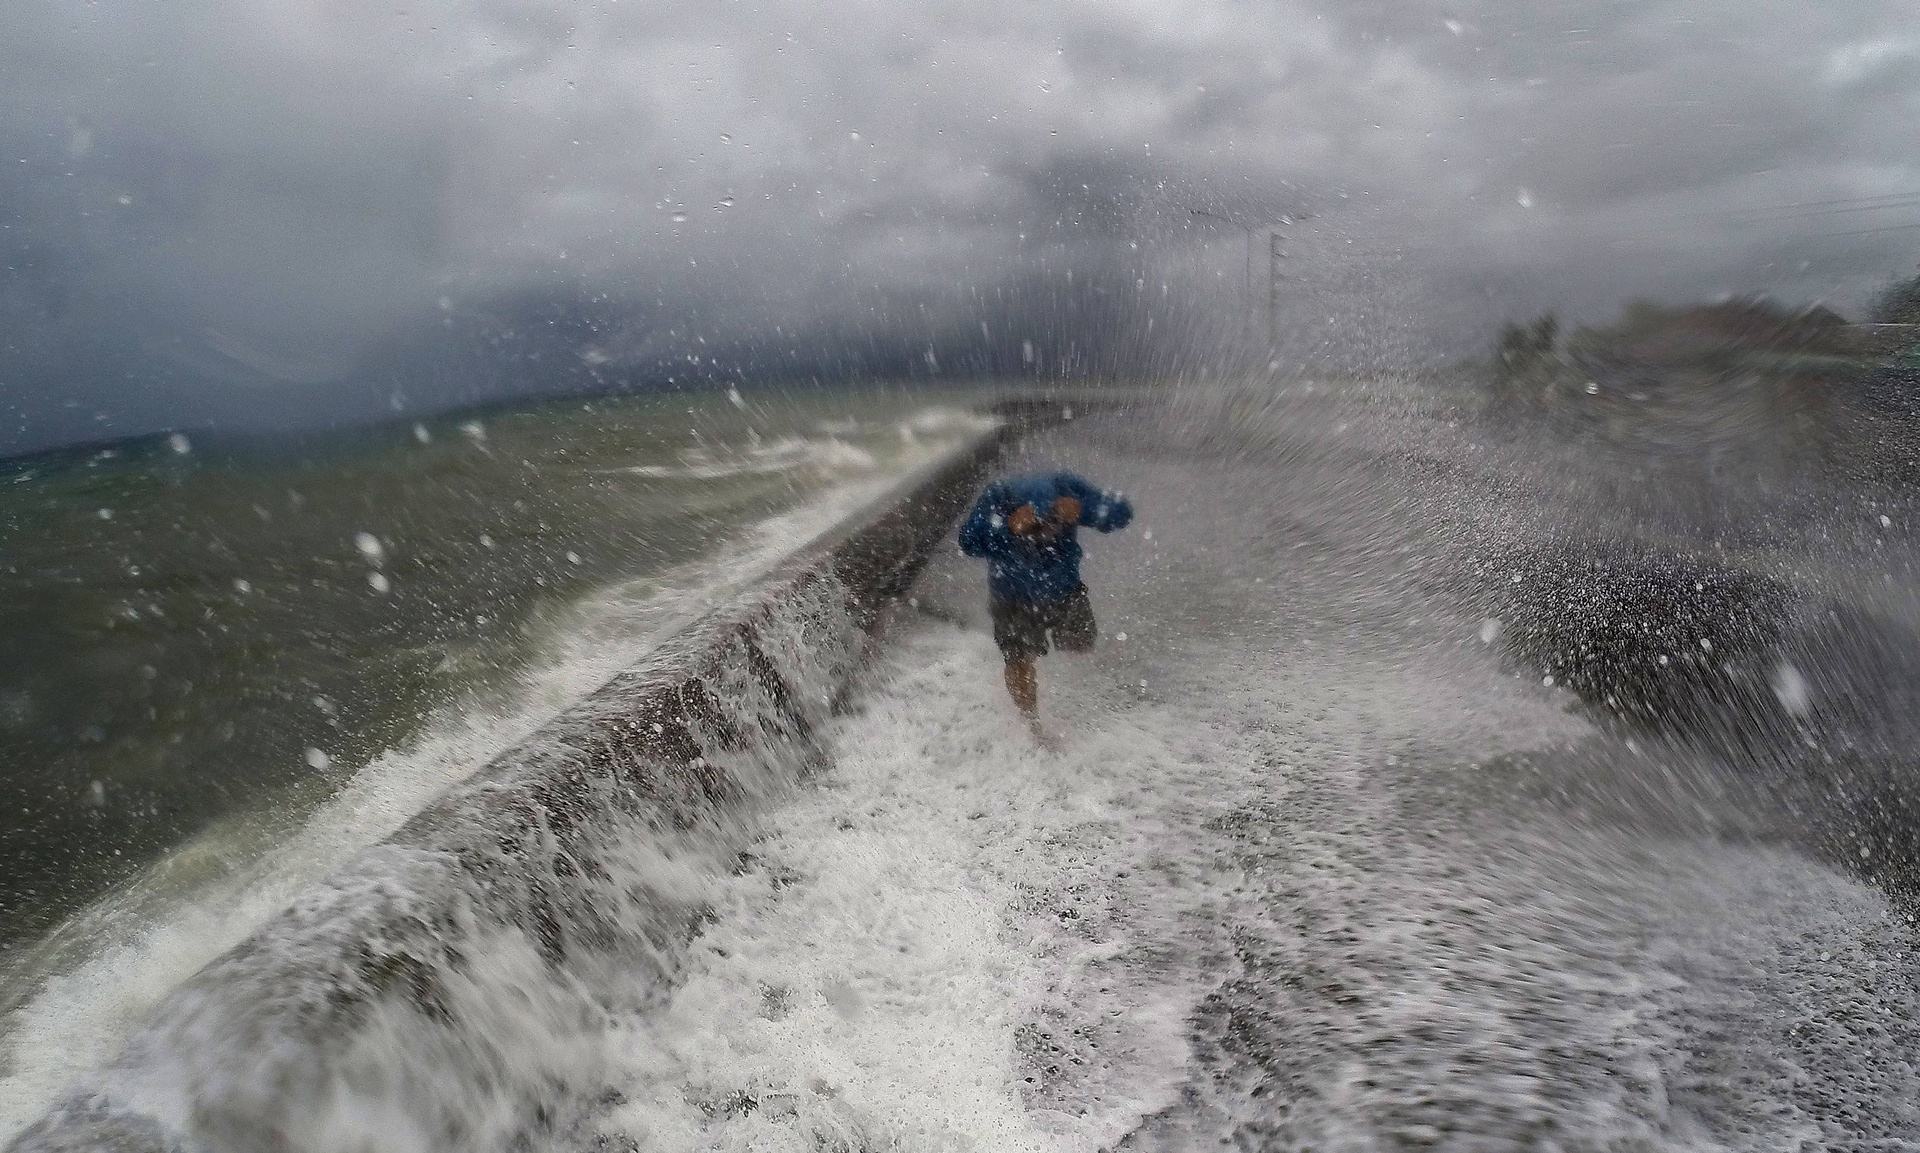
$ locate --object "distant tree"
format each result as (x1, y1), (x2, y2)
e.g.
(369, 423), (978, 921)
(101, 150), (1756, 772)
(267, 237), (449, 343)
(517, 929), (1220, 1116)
(1871, 266), (1920, 325)
(1496, 321), (1532, 372)
(1531, 312), (1560, 352)
(1493, 311), (1561, 392)
(1615, 299), (1670, 337)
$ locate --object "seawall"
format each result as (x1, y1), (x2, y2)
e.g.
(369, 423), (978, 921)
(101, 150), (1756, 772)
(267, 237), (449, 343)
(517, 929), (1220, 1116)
(9, 405), (1047, 1153)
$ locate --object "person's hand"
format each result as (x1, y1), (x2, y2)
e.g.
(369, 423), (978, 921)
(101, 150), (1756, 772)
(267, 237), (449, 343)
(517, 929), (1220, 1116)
(1050, 495), (1082, 526)
(1006, 503), (1042, 536)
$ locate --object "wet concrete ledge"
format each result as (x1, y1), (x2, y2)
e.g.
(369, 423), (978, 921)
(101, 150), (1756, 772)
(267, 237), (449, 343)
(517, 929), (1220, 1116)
(10, 399), (1075, 1153)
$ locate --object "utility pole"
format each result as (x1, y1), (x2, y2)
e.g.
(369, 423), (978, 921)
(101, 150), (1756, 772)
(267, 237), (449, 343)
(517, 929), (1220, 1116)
(1190, 209), (1303, 347)
(1268, 231), (1285, 347)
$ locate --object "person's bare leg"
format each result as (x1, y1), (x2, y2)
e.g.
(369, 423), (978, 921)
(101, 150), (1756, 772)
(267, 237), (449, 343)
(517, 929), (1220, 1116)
(1004, 658), (1057, 748)
(1004, 658), (1038, 719)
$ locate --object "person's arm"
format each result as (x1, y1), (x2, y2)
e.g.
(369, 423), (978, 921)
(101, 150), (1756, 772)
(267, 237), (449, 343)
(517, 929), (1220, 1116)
(958, 483), (1020, 557)
(1058, 473), (1134, 533)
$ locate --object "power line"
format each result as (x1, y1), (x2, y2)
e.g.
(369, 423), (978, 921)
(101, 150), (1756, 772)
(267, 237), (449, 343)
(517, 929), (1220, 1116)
(1732, 195), (1920, 223)
(1330, 190), (1920, 234)
(1728, 190), (1920, 214)
(1607, 190), (1920, 226)
(1802, 221), (1920, 239)
(1300, 214), (1920, 257)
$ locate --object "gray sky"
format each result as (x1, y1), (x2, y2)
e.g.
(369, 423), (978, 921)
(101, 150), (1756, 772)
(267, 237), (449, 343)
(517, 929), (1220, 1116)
(4, 0), (1918, 452)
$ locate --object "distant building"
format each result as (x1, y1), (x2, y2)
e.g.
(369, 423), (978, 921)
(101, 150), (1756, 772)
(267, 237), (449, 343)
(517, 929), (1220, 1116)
(1589, 297), (1854, 363)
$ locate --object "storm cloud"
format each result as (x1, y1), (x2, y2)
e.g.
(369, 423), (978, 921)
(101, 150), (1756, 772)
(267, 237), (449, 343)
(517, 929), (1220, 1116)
(3, 0), (1916, 452)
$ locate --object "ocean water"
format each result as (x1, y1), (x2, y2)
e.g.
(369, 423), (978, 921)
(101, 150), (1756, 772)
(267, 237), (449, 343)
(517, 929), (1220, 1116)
(0, 384), (996, 1128)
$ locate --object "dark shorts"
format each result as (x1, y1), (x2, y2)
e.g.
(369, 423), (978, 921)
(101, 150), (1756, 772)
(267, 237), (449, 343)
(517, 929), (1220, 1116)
(991, 586), (1096, 661)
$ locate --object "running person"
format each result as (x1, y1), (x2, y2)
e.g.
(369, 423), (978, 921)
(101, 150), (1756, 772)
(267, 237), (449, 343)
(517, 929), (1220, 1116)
(958, 471), (1134, 732)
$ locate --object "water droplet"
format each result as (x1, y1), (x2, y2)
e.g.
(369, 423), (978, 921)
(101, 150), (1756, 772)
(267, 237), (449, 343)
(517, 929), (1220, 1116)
(1516, 188), (1535, 208)
(719, 132), (733, 144)
(1479, 618), (1503, 644)
(713, 195), (735, 210)
(354, 532), (386, 563)
(305, 747), (332, 770)
(1444, 18), (1465, 35)
(566, 550), (582, 565)
(367, 572), (391, 594)
(670, 211), (689, 223)
(97, 508), (113, 520)
(728, 386), (746, 409)
(1772, 662), (1811, 715)
(233, 578), (252, 594)
(413, 422), (432, 444)
(167, 432), (192, 455)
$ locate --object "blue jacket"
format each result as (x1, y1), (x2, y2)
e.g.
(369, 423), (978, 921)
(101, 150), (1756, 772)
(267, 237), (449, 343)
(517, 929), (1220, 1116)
(958, 471), (1134, 604)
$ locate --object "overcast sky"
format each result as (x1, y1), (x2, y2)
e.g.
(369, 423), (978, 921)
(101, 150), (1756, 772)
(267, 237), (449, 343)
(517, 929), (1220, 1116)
(3, 0), (1918, 451)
